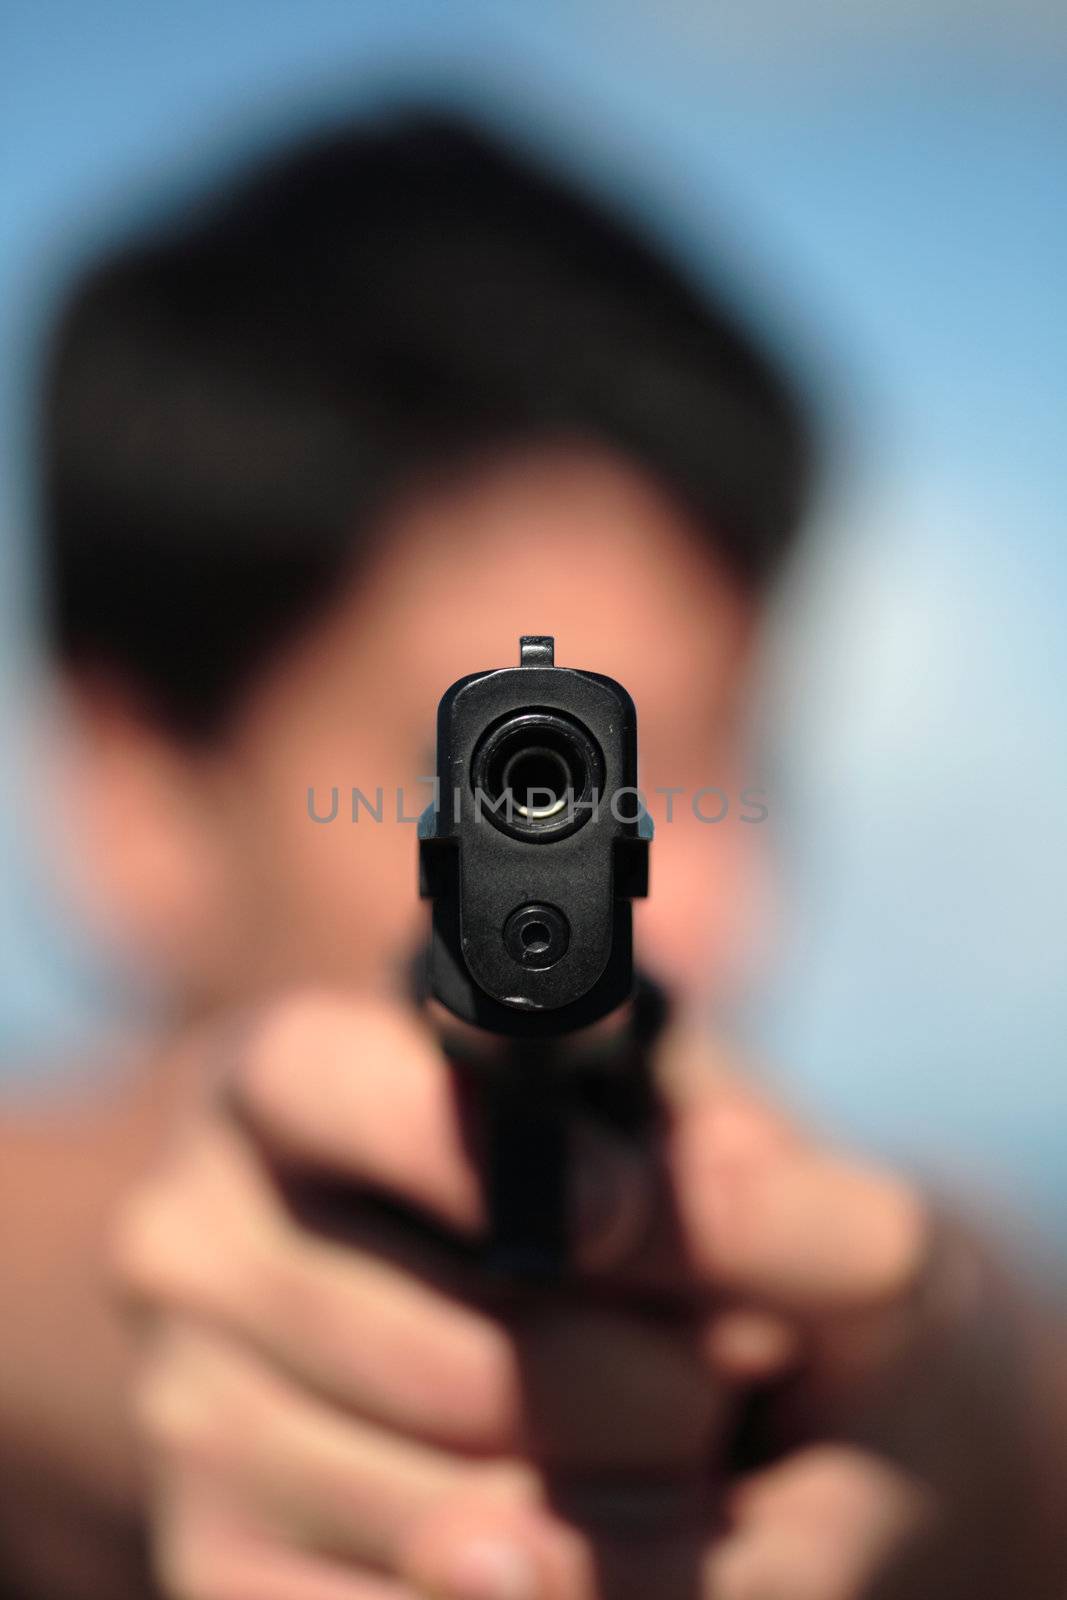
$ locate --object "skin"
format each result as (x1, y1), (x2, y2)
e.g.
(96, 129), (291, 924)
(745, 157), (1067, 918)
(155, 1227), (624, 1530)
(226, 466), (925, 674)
(2, 446), (1064, 1600)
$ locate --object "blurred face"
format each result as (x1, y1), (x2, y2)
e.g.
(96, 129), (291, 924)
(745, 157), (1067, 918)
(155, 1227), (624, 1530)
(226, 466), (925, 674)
(70, 446), (768, 1019)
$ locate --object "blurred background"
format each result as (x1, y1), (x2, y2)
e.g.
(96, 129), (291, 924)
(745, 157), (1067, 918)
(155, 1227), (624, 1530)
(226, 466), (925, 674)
(1, 1), (1064, 1242)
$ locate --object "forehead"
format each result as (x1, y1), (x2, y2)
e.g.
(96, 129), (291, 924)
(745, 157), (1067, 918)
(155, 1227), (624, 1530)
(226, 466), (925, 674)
(333, 446), (752, 716)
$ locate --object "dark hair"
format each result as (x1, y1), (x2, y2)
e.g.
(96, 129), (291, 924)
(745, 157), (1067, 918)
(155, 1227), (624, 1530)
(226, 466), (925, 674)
(41, 108), (813, 739)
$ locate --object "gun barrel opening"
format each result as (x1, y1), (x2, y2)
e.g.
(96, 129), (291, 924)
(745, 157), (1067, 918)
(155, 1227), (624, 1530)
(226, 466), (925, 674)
(501, 746), (571, 818)
(472, 711), (603, 839)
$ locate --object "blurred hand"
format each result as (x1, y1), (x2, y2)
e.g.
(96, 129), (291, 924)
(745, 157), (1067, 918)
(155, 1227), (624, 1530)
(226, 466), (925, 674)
(111, 993), (1057, 1600)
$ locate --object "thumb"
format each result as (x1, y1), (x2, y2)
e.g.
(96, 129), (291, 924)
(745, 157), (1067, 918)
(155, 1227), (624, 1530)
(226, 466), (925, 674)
(569, 1022), (927, 1315)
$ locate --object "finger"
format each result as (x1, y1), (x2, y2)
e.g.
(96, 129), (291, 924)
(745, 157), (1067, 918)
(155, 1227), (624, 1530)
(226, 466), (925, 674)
(677, 1137), (927, 1314)
(206, 1554), (415, 1600)
(159, 1516), (417, 1600)
(152, 1471), (419, 1600)
(234, 993), (483, 1233)
(210, 1554), (414, 1600)
(133, 1319), (535, 1573)
(705, 1445), (933, 1600)
(404, 1499), (591, 1600)
(113, 1116), (523, 1452)
(662, 1025), (926, 1312)
(579, 1024), (929, 1313)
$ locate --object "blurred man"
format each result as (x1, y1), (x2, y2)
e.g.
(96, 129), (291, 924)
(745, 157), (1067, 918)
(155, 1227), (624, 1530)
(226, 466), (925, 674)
(1, 110), (1063, 1600)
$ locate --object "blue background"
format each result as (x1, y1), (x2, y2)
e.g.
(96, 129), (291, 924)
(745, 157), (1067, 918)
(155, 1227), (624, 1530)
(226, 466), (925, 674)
(1, 2), (1064, 1242)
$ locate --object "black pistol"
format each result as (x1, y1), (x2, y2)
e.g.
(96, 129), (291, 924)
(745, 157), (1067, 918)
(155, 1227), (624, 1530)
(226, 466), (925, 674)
(419, 635), (665, 1277)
